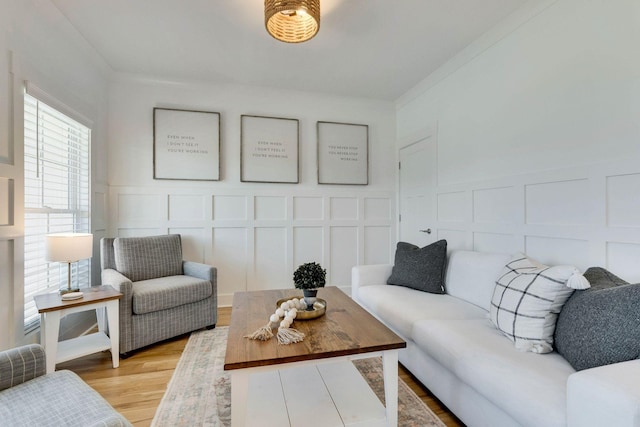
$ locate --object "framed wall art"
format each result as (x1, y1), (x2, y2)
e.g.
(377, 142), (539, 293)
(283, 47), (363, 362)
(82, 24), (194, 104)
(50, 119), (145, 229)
(153, 107), (220, 181)
(317, 121), (368, 185)
(241, 115), (299, 183)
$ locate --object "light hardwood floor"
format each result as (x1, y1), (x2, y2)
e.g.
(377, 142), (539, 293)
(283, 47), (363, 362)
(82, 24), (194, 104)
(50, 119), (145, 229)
(60, 307), (464, 426)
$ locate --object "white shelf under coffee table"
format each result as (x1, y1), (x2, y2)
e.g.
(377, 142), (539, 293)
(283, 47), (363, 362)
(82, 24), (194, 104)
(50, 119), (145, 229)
(224, 287), (406, 427)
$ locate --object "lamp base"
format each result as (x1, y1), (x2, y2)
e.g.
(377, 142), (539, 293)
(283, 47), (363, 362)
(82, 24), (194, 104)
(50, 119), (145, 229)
(60, 287), (80, 295)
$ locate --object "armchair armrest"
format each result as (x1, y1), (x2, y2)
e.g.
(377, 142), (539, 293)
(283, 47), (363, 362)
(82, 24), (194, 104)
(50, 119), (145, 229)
(0, 344), (46, 391)
(101, 268), (133, 294)
(351, 264), (393, 299)
(183, 261), (217, 283)
(567, 359), (640, 427)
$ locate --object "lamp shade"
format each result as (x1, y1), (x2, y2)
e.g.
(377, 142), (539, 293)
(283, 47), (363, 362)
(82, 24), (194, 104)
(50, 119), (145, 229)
(45, 233), (93, 262)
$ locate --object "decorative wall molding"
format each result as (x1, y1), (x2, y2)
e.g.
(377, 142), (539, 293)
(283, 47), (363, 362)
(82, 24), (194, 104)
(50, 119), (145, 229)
(108, 186), (395, 306)
(431, 157), (640, 281)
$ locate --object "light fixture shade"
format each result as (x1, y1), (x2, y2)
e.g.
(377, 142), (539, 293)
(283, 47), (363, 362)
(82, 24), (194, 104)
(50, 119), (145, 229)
(45, 233), (93, 262)
(265, 0), (320, 43)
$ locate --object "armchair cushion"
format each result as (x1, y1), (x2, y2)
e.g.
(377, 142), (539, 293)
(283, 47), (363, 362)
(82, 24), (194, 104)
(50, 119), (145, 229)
(132, 275), (213, 315)
(114, 234), (183, 282)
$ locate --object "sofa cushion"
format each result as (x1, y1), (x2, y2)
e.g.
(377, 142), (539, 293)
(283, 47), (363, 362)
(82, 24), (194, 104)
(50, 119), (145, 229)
(413, 318), (574, 427)
(114, 234), (183, 282)
(445, 250), (511, 310)
(355, 284), (486, 339)
(555, 267), (640, 371)
(387, 240), (447, 294)
(132, 275), (213, 315)
(490, 254), (583, 353)
(0, 370), (131, 426)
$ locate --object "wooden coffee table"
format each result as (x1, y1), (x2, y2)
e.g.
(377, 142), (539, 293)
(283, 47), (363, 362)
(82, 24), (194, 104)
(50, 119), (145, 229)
(224, 287), (406, 427)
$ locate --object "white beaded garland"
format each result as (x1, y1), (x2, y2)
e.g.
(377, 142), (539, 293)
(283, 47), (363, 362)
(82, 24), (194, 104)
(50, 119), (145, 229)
(246, 297), (305, 344)
(271, 299), (305, 325)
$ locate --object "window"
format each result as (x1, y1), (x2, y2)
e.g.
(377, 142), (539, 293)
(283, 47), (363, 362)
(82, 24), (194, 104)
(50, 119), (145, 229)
(23, 92), (91, 334)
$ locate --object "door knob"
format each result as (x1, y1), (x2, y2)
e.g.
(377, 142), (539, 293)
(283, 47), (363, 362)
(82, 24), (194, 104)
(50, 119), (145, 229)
(419, 229), (432, 234)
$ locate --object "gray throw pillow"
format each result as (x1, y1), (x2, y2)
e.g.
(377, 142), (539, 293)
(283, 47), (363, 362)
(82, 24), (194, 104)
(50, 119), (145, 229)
(554, 267), (640, 371)
(387, 240), (447, 294)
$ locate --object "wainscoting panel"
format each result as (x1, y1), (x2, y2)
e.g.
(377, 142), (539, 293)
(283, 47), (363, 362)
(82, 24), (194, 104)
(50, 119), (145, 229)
(293, 197), (323, 220)
(364, 226), (391, 264)
(473, 187), (516, 225)
(169, 194), (206, 221)
(118, 194), (164, 221)
(93, 190), (107, 230)
(252, 227), (288, 291)
(212, 227), (248, 300)
(473, 232), (515, 254)
(525, 179), (590, 226)
(606, 173), (640, 228)
(0, 177), (12, 226)
(213, 195), (247, 220)
(0, 239), (14, 349)
(109, 188), (394, 305)
(364, 197), (391, 220)
(330, 226), (358, 286)
(437, 191), (466, 222)
(424, 156), (640, 281)
(168, 227), (206, 263)
(117, 228), (164, 237)
(606, 242), (640, 282)
(330, 197), (358, 220)
(438, 229), (467, 251)
(525, 236), (589, 270)
(255, 196), (286, 220)
(293, 227), (324, 267)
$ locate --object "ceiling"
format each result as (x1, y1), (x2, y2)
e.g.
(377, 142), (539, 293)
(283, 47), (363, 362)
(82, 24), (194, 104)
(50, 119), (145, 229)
(51, 0), (531, 101)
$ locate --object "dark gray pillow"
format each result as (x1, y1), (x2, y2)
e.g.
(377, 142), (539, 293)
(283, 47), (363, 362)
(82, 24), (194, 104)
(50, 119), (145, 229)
(554, 267), (640, 371)
(387, 240), (447, 294)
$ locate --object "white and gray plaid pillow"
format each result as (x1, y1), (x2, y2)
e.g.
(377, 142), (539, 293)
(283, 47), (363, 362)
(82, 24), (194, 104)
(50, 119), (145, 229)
(490, 253), (586, 353)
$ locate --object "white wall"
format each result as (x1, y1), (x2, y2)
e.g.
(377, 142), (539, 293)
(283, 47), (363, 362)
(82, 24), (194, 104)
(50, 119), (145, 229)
(0, 0), (110, 348)
(108, 76), (396, 305)
(396, 0), (640, 279)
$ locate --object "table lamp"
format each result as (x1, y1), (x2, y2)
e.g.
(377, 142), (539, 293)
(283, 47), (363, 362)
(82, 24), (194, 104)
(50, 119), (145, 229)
(45, 233), (93, 295)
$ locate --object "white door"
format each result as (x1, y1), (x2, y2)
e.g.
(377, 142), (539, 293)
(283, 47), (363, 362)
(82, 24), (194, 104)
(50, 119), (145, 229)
(399, 136), (436, 247)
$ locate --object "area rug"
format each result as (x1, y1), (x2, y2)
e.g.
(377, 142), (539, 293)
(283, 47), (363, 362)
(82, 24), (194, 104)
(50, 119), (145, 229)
(152, 327), (445, 427)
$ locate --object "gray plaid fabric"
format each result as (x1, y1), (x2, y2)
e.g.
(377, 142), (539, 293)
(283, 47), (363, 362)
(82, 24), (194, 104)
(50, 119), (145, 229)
(114, 234), (183, 282)
(132, 275), (212, 315)
(0, 368), (131, 426)
(0, 344), (45, 392)
(101, 235), (217, 353)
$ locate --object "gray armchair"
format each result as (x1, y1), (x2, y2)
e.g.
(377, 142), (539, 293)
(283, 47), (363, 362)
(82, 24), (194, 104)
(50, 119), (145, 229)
(100, 234), (217, 354)
(0, 344), (131, 426)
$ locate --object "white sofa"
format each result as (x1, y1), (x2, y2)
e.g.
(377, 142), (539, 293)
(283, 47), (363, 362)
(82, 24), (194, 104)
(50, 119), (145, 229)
(352, 250), (640, 427)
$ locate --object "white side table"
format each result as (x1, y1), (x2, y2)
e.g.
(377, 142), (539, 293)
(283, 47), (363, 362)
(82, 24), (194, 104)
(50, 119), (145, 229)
(34, 285), (122, 374)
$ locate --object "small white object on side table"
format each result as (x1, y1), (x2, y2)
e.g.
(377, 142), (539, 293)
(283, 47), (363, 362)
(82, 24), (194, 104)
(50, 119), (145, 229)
(34, 285), (122, 373)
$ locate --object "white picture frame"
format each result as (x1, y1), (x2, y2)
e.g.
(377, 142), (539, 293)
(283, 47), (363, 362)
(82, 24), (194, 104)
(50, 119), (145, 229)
(241, 115), (299, 184)
(153, 108), (220, 181)
(317, 121), (368, 185)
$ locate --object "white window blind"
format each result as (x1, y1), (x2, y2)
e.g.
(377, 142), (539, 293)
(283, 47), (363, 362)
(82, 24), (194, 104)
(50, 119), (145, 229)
(23, 92), (91, 334)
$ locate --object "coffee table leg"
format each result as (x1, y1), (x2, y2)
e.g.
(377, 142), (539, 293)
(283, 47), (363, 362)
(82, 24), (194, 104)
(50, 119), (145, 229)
(382, 350), (399, 427)
(231, 370), (249, 427)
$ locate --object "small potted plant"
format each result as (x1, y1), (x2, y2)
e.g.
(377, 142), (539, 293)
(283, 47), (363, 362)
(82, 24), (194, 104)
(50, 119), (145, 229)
(293, 262), (326, 310)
